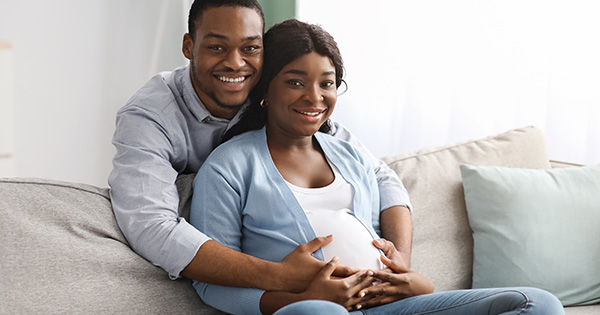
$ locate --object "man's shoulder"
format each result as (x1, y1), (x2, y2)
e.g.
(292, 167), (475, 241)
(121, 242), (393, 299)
(118, 67), (186, 116)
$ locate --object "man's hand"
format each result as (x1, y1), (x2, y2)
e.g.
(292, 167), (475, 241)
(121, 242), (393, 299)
(300, 257), (375, 311)
(273, 235), (359, 293)
(355, 255), (434, 309)
(260, 257), (375, 314)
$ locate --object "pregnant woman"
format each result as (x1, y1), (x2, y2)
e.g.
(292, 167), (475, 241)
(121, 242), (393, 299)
(190, 19), (563, 315)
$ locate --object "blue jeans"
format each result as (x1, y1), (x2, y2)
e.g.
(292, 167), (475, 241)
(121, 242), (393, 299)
(275, 287), (563, 315)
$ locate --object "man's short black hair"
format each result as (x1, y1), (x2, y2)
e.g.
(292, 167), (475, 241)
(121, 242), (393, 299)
(188, 0), (265, 39)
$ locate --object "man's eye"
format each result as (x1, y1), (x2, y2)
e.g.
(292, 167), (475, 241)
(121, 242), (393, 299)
(208, 46), (223, 51)
(245, 46), (260, 52)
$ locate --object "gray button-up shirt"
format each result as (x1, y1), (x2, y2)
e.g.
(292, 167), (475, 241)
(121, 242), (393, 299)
(108, 65), (411, 279)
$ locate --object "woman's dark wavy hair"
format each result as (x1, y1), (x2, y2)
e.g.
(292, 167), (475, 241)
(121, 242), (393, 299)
(223, 19), (345, 142)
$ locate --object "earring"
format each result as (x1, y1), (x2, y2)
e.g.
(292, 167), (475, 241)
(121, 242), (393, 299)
(260, 99), (268, 108)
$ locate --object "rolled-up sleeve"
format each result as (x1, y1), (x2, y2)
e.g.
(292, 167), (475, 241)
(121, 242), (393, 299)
(108, 107), (209, 279)
(329, 121), (412, 213)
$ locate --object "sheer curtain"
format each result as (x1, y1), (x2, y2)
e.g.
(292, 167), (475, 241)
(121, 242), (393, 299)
(297, 0), (600, 165)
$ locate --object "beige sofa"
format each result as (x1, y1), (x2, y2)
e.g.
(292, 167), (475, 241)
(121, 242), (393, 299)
(1, 126), (597, 314)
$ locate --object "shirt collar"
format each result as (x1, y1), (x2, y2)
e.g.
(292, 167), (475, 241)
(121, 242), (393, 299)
(181, 64), (249, 125)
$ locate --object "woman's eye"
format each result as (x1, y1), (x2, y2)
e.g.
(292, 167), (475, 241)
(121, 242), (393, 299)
(321, 81), (335, 88)
(288, 80), (303, 86)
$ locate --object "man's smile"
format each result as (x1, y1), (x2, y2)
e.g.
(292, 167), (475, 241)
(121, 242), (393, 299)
(216, 75), (248, 83)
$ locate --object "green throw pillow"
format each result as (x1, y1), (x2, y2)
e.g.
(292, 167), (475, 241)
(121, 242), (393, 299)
(460, 164), (600, 306)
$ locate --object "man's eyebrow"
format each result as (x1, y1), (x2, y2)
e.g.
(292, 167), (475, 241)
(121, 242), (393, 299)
(205, 32), (228, 40)
(205, 33), (262, 42)
(245, 35), (262, 42)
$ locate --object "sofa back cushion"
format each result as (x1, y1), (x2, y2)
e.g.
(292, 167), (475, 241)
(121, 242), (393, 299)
(0, 178), (221, 314)
(381, 126), (551, 291)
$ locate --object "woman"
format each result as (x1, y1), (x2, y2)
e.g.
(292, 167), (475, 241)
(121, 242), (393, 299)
(190, 19), (563, 315)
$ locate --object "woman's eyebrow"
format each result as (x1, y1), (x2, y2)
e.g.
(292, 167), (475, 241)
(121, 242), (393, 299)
(283, 70), (335, 76)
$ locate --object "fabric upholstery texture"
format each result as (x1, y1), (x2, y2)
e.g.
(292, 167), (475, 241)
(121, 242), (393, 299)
(381, 126), (552, 292)
(461, 164), (600, 306)
(0, 178), (222, 314)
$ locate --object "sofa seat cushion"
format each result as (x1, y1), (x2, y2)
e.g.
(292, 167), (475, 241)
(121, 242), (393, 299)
(0, 178), (221, 314)
(381, 126), (551, 292)
(461, 164), (600, 306)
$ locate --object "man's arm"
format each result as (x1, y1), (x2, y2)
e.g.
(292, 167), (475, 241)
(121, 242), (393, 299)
(109, 109), (348, 291)
(182, 236), (336, 292)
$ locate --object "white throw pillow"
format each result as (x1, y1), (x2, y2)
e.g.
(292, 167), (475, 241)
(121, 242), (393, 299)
(460, 164), (600, 306)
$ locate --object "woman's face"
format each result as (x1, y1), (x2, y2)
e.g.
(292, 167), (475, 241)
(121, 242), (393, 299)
(265, 51), (337, 138)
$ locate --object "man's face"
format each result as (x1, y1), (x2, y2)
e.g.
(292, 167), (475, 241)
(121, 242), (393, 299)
(183, 6), (263, 119)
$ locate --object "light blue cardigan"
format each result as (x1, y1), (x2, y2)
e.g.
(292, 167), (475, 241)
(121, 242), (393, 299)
(190, 128), (384, 315)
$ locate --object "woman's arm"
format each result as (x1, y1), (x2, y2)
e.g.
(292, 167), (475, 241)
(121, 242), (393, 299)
(378, 205), (413, 268)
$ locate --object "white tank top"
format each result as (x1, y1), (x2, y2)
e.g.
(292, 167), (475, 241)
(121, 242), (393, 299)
(286, 165), (384, 270)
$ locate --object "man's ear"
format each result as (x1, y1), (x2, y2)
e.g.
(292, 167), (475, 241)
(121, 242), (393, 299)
(182, 33), (193, 60)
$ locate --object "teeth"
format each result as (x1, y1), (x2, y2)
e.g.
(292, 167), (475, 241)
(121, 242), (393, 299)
(299, 111), (323, 116)
(218, 76), (246, 83)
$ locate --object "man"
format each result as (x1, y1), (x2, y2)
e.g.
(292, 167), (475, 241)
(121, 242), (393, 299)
(108, 0), (412, 303)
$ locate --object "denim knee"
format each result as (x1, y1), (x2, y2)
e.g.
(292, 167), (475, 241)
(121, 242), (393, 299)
(518, 287), (564, 314)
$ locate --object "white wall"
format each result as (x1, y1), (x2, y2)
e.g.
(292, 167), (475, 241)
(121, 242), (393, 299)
(0, 41), (16, 176)
(0, 1), (189, 187)
(1, 1), (598, 187)
(298, 0), (600, 165)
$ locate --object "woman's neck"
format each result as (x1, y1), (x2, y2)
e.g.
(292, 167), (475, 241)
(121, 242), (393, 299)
(266, 127), (334, 188)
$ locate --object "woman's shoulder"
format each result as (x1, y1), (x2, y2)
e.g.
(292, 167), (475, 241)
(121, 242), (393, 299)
(315, 132), (363, 160)
(204, 129), (266, 166)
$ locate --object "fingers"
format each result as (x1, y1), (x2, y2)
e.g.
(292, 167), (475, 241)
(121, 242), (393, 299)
(302, 235), (334, 254)
(372, 238), (394, 252)
(332, 264), (361, 277)
(357, 294), (398, 309)
(380, 254), (409, 274)
(317, 256), (339, 279)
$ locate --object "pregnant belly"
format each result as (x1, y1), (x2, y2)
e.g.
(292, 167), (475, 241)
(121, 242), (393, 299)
(306, 209), (384, 270)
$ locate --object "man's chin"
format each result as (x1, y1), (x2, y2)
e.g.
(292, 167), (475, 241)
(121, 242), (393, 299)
(211, 95), (247, 111)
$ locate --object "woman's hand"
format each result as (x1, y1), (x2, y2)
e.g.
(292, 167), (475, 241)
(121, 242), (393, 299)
(372, 238), (410, 270)
(355, 255), (434, 309)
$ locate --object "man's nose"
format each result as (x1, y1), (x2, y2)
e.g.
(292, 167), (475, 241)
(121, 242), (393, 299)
(223, 50), (245, 70)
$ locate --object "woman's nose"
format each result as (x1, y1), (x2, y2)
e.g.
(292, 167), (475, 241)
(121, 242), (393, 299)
(304, 85), (324, 103)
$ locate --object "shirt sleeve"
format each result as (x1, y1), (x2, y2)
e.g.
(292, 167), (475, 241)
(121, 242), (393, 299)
(108, 107), (210, 279)
(189, 153), (265, 315)
(328, 120), (412, 213)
